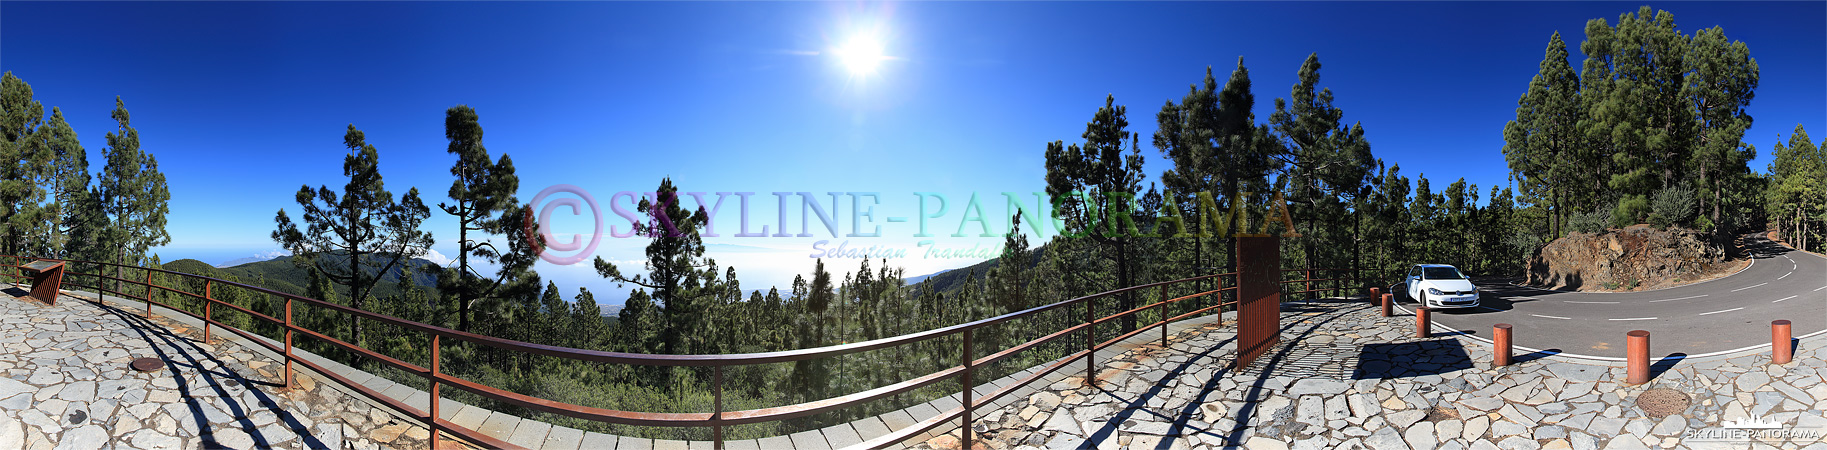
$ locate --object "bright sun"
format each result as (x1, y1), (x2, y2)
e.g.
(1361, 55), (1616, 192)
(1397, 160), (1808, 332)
(834, 33), (887, 76)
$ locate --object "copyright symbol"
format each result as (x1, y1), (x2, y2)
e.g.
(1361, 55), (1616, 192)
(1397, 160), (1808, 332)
(527, 184), (602, 266)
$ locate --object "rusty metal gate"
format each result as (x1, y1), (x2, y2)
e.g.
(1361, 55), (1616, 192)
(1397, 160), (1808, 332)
(1235, 235), (1280, 369)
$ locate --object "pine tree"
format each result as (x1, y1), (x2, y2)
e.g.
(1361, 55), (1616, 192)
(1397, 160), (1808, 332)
(1682, 26), (1759, 229)
(1270, 53), (1374, 272)
(0, 72), (54, 257)
(95, 97), (171, 279)
(437, 105), (540, 332)
(272, 124), (433, 346)
(593, 177), (726, 356)
(1504, 32), (1582, 237)
(1045, 94), (1149, 331)
(570, 287), (602, 349)
(42, 108), (88, 257)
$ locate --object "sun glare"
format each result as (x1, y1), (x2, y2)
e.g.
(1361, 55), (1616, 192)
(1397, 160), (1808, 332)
(835, 33), (887, 76)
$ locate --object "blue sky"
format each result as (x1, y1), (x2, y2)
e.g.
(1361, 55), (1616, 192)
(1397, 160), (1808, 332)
(4, 2), (1823, 305)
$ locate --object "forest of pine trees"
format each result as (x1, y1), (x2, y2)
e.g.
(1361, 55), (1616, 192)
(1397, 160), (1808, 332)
(2, 5), (1820, 440)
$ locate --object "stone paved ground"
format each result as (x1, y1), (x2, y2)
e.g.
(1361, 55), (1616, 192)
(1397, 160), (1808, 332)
(926, 299), (1827, 450)
(0, 286), (442, 450)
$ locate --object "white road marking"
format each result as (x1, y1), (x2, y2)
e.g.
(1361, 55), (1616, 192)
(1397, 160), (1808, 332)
(1564, 301), (1620, 304)
(1698, 308), (1744, 316)
(1648, 295), (1708, 303)
(1816, 286), (1826, 292)
(1530, 314), (1572, 320)
(1609, 317), (1658, 321)
(1774, 296), (1799, 303)
(1730, 283), (1768, 292)
(1780, 272), (1791, 280)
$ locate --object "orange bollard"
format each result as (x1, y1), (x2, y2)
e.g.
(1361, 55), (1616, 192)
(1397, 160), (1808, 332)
(1626, 330), (1651, 385)
(1370, 287), (1382, 303)
(1493, 324), (1513, 366)
(1416, 307), (1431, 338)
(1381, 293), (1393, 317)
(1773, 320), (1793, 365)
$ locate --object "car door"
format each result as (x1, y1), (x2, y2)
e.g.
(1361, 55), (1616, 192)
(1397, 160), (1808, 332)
(1406, 266), (1421, 300)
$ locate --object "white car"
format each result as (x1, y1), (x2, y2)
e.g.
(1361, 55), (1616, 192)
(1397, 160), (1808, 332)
(1399, 264), (1480, 309)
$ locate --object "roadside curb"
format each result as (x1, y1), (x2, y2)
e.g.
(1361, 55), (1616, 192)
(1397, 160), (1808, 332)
(1389, 300), (1827, 364)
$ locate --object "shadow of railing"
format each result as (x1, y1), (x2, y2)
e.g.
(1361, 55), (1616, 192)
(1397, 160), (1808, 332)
(89, 300), (331, 450)
(1513, 348), (1562, 364)
(1648, 352), (1687, 382)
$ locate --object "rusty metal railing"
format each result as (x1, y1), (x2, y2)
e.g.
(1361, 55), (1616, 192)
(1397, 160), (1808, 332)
(2, 254), (1378, 449)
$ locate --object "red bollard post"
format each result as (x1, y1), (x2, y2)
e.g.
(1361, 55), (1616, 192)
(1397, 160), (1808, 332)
(1369, 287), (1381, 303)
(1626, 330), (1651, 385)
(1773, 320), (1793, 365)
(1415, 307), (1431, 338)
(1493, 324), (1513, 366)
(1381, 293), (1393, 317)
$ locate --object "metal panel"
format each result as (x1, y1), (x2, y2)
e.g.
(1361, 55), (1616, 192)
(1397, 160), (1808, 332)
(1235, 236), (1280, 370)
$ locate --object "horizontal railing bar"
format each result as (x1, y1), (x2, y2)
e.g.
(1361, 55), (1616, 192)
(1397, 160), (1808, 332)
(7, 255), (1242, 367)
(11, 254), (1349, 445)
(291, 327), (432, 378)
(207, 299), (283, 326)
(970, 322), (1091, 370)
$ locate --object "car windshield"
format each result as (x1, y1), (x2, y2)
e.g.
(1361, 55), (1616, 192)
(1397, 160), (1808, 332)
(1422, 267), (1466, 280)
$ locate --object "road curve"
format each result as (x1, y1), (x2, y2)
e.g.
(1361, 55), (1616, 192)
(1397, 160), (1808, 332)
(1399, 234), (1827, 359)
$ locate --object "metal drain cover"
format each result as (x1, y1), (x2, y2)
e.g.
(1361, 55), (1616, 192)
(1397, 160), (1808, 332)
(1637, 388), (1691, 418)
(130, 358), (165, 372)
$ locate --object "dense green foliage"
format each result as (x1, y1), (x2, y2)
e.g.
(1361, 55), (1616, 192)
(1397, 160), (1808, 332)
(1765, 125), (1827, 252)
(1504, 7), (1763, 238)
(0, 72), (170, 293)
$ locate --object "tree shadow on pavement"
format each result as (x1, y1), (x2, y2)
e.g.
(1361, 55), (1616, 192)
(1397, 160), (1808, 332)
(91, 300), (332, 450)
(1352, 340), (1474, 380)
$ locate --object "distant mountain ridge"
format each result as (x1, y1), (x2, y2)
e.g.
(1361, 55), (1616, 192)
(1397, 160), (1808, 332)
(216, 255), (273, 268)
(163, 251), (443, 300)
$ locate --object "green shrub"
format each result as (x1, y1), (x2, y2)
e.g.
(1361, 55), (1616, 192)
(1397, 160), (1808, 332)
(1651, 184), (1697, 228)
(1612, 195), (1651, 229)
(1569, 208), (1611, 234)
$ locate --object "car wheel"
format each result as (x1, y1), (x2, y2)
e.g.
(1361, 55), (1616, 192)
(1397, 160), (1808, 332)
(1417, 292), (1426, 307)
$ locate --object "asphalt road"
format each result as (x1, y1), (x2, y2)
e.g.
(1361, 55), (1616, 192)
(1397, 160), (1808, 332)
(1395, 234), (1827, 359)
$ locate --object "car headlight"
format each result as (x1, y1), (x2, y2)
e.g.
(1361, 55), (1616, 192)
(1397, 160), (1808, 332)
(1427, 288), (1445, 296)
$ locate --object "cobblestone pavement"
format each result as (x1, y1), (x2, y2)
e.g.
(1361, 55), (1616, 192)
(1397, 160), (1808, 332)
(923, 299), (1827, 450)
(0, 287), (440, 450)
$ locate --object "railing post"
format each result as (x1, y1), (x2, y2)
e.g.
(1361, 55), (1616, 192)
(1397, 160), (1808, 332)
(144, 267), (153, 319)
(961, 328), (974, 450)
(1159, 286), (1169, 348)
(284, 297), (295, 389)
(1493, 324), (1513, 366)
(1773, 320), (1793, 365)
(1415, 306), (1431, 338)
(204, 281), (213, 342)
(1304, 269), (1312, 298)
(1625, 330), (1650, 385)
(1085, 298), (1095, 386)
(714, 365), (724, 450)
(430, 334), (441, 450)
